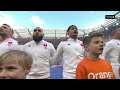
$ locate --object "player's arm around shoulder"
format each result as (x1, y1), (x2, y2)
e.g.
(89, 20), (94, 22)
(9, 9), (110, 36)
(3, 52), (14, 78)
(50, 42), (64, 66)
(48, 42), (56, 56)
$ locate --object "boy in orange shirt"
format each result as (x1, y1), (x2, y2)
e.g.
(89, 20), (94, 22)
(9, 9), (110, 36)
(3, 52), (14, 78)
(76, 33), (116, 79)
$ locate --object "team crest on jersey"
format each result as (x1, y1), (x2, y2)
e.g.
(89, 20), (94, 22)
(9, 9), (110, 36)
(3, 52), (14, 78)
(8, 42), (13, 46)
(80, 43), (83, 46)
(43, 44), (47, 49)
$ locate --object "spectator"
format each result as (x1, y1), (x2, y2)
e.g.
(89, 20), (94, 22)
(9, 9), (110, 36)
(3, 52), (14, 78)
(0, 50), (33, 79)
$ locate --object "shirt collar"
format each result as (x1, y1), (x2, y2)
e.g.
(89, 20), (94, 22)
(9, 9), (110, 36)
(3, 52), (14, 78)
(68, 38), (78, 42)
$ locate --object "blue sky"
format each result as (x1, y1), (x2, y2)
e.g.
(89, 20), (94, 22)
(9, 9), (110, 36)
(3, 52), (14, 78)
(0, 11), (118, 29)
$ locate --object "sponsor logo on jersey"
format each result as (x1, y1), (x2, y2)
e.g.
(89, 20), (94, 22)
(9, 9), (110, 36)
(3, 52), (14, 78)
(88, 72), (114, 79)
(43, 44), (47, 49)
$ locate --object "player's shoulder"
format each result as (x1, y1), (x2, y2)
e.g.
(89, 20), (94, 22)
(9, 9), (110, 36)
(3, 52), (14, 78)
(8, 38), (17, 42)
(24, 40), (33, 46)
(77, 58), (87, 66)
(59, 41), (67, 45)
(105, 40), (115, 46)
(43, 40), (49, 43)
(77, 40), (83, 43)
(77, 40), (84, 46)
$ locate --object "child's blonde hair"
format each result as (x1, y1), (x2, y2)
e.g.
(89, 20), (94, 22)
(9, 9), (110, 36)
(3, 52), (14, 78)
(0, 50), (33, 69)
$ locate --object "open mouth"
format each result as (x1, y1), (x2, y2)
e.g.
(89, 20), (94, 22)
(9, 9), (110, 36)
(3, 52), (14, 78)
(99, 48), (103, 51)
(35, 34), (40, 37)
(74, 31), (78, 35)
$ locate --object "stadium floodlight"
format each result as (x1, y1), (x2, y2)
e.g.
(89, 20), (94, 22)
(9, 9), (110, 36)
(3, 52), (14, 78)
(113, 25), (115, 26)
(105, 28), (108, 30)
(116, 22), (119, 25)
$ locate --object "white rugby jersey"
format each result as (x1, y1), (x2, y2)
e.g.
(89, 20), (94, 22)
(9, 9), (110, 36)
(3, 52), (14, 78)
(0, 38), (18, 55)
(103, 39), (120, 63)
(23, 40), (56, 79)
(52, 38), (84, 79)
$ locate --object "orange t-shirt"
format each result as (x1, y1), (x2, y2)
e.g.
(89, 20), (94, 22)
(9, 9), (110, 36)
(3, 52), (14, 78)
(76, 57), (116, 79)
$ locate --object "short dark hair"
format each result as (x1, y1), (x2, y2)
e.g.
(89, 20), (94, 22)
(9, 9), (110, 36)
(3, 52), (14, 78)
(83, 33), (104, 46)
(35, 27), (40, 29)
(3, 24), (14, 34)
(3, 24), (10, 27)
(67, 25), (78, 32)
(88, 31), (97, 36)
